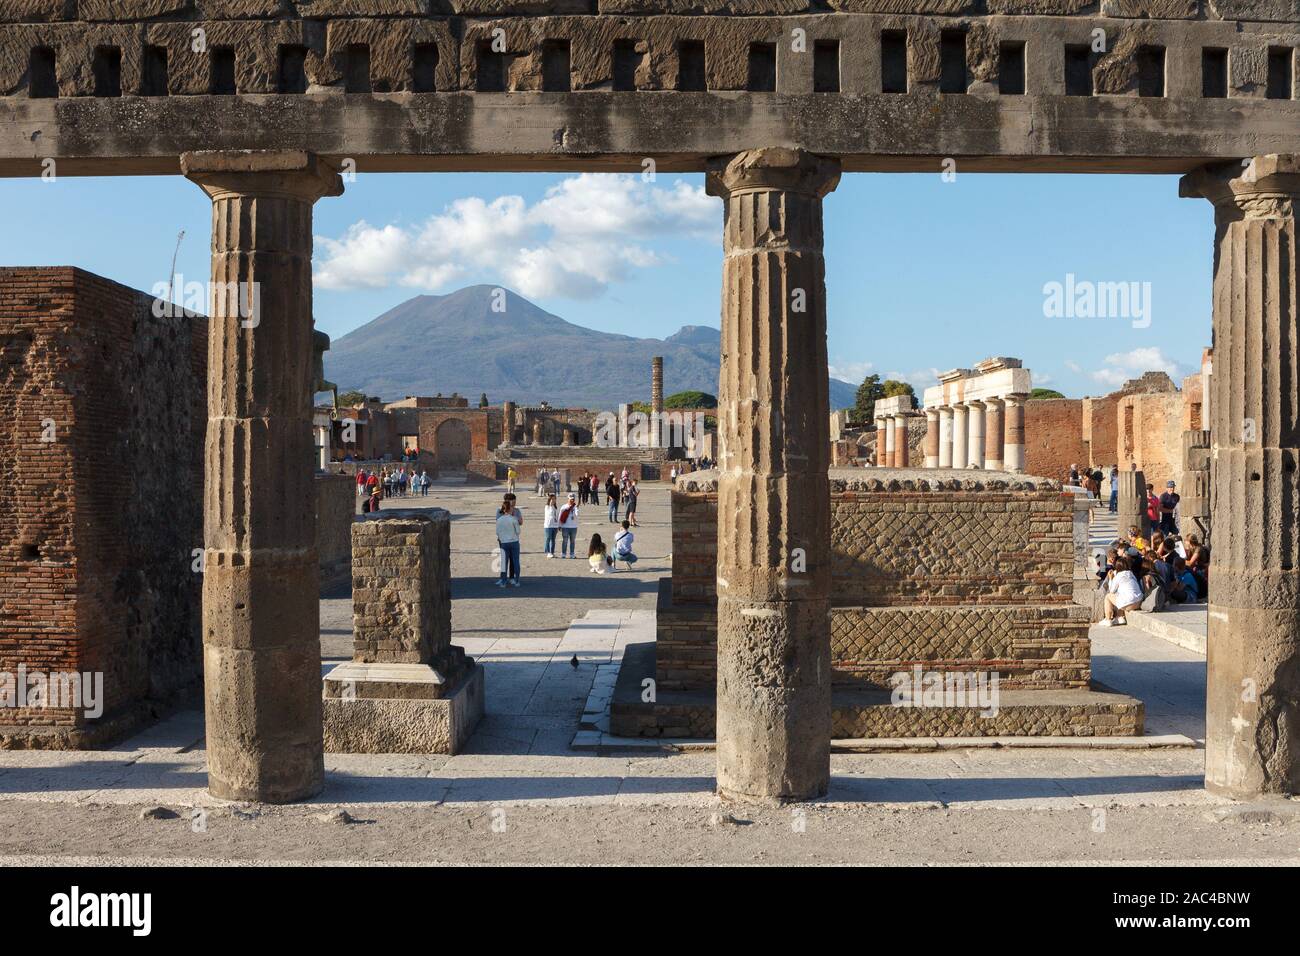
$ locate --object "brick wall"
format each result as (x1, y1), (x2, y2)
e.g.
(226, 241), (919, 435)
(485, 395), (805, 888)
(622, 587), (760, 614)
(350, 510), (451, 664)
(1082, 394), (1119, 468)
(1023, 398), (1086, 482)
(659, 470), (1088, 692)
(1117, 391), (1184, 488)
(0, 267), (205, 745)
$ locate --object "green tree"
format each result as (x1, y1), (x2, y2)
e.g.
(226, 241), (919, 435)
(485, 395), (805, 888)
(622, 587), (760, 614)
(1029, 387), (1066, 400)
(853, 374), (883, 422)
(479, 392), (489, 407)
(337, 389), (367, 407)
(664, 390), (718, 409)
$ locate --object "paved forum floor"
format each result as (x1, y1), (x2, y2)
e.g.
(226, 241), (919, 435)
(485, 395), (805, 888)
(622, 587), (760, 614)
(2, 482), (1296, 866)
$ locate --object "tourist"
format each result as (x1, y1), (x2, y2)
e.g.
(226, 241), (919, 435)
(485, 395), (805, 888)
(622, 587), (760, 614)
(1128, 525), (1148, 553)
(560, 493), (579, 558)
(543, 494), (559, 558)
(1098, 556), (1144, 627)
(495, 497), (522, 588)
(1172, 555), (1200, 602)
(1159, 480), (1180, 534)
(366, 485), (382, 514)
(356, 468), (368, 498)
(587, 533), (613, 574)
(1144, 483), (1161, 536)
(1068, 463), (1080, 485)
(536, 468), (547, 497)
(552, 469), (562, 497)
(625, 480), (640, 527)
(613, 519), (638, 569)
(507, 466), (516, 494)
(366, 470), (380, 497)
(606, 475), (621, 523)
(670, 465), (678, 482)
(1108, 466), (1119, 513)
(577, 473), (588, 505)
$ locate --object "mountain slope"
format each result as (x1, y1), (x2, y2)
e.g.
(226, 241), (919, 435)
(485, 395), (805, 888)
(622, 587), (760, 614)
(324, 285), (860, 409)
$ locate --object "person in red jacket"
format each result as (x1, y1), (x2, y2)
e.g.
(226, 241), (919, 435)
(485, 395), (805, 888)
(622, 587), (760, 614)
(1145, 483), (1160, 536)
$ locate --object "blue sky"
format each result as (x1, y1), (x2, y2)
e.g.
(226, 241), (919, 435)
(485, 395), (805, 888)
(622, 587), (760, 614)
(0, 168), (1212, 399)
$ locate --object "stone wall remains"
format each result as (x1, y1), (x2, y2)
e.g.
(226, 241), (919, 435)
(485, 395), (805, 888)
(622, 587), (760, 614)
(0, 266), (205, 746)
(1023, 397), (1087, 482)
(315, 471), (355, 592)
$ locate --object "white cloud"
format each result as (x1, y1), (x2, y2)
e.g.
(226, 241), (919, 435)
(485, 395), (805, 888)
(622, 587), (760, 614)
(885, 367), (943, 390)
(313, 174), (717, 300)
(1090, 347), (1183, 388)
(829, 360), (874, 383)
(1064, 359), (1082, 374)
(1035, 372), (1053, 386)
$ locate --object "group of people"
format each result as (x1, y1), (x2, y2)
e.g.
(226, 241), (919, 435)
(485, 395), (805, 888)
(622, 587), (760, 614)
(1073, 464), (1183, 535)
(495, 490), (639, 586)
(1095, 525), (1211, 627)
(354, 465), (432, 512)
(531, 469), (642, 526)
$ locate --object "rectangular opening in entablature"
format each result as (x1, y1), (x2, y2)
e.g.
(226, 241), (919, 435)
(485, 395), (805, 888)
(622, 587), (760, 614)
(476, 40), (506, 92)
(939, 30), (967, 94)
(542, 39), (571, 92)
(142, 44), (168, 96)
(677, 40), (706, 91)
(92, 46), (121, 97)
(747, 42), (776, 92)
(278, 45), (307, 94)
(1202, 48), (1227, 98)
(210, 47), (235, 95)
(345, 44), (371, 94)
(28, 47), (57, 99)
(1137, 45), (1165, 97)
(881, 31), (907, 94)
(412, 43), (437, 92)
(1267, 47), (1294, 100)
(814, 40), (840, 93)
(614, 40), (641, 91)
(1064, 45), (1093, 97)
(998, 42), (1025, 95)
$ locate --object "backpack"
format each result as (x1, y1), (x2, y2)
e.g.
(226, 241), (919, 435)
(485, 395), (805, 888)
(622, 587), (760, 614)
(559, 505), (573, 524)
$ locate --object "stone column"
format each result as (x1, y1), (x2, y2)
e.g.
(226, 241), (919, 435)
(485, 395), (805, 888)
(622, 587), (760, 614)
(938, 407), (953, 468)
(181, 151), (343, 803)
(924, 410), (940, 468)
(966, 401), (985, 469)
(894, 415), (910, 468)
(501, 401), (515, 446)
(951, 404), (968, 468)
(874, 416), (887, 465)
(706, 148), (840, 803)
(1182, 155), (1300, 798)
(651, 356), (664, 449)
(532, 420), (542, 445)
(983, 398), (1005, 471)
(1004, 395), (1026, 472)
(883, 415), (896, 467)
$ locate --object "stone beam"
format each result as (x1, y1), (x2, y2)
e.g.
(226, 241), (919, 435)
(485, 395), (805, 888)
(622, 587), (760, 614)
(1181, 154), (1300, 800)
(183, 149), (343, 804)
(707, 147), (839, 804)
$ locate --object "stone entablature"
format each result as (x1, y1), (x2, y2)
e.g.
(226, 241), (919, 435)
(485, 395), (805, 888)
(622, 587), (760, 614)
(922, 358), (1033, 471)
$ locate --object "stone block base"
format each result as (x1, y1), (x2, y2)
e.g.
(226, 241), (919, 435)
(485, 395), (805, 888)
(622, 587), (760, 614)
(322, 662), (484, 754)
(611, 642), (1143, 739)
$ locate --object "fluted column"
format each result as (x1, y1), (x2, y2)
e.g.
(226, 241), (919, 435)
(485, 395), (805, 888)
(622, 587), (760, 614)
(966, 401), (985, 469)
(501, 400), (515, 446)
(984, 398), (1005, 471)
(894, 415), (910, 468)
(1004, 395), (1026, 472)
(924, 410), (940, 468)
(707, 148), (840, 803)
(938, 407), (953, 468)
(951, 404), (968, 468)
(182, 151), (343, 803)
(1181, 154), (1300, 799)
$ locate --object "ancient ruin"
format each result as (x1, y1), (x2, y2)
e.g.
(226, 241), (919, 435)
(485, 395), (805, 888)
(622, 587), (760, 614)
(1, 2), (1298, 808)
(922, 358), (1031, 472)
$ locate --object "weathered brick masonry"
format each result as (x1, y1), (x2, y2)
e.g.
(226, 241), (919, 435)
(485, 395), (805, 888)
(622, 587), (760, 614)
(0, 267), (205, 747)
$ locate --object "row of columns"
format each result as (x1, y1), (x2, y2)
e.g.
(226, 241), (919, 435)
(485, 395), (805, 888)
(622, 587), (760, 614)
(872, 413), (912, 467)
(181, 147), (1299, 806)
(922, 396), (1025, 472)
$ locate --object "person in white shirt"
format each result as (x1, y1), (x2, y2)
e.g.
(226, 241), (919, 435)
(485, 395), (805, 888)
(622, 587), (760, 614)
(559, 493), (580, 558)
(613, 520), (637, 570)
(1098, 556), (1144, 626)
(542, 494), (559, 558)
(495, 498), (522, 588)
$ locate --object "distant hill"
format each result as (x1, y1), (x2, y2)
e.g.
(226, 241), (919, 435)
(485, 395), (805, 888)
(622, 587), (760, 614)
(323, 285), (860, 410)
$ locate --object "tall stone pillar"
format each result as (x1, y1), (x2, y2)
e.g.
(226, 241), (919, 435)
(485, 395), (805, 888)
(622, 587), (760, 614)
(1004, 395), (1026, 472)
(652, 356), (664, 415)
(706, 148), (840, 803)
(874, 416), (887, 465)
(924, 410), (940, 468)
(894, 415), (910, 468)
(883, 416), (896, 467)
(532, 420), (542, 445)
(984, 398), (1005, 471)
(501, 400), (515, 446)
(938, 407), (953, 468)
(966, 401), (985, 469)
(181, 151), (343, 803)
(951, 404), (968, 468)
(1182, 155), (1300, 798)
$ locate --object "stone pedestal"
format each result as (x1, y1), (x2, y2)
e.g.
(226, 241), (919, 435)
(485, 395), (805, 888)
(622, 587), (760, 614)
(1116, 468), (1147, 536)
(1182, 154), (1300, 798)
(183, 150), (342, 804)
(323, 509), (483, 754)
(706, 148), (839, 803)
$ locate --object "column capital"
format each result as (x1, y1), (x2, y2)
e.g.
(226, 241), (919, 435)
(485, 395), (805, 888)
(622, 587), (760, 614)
(706, 148), (841, 201)
(1179, 154), (1300, 222)
(182, 150), (344, 203)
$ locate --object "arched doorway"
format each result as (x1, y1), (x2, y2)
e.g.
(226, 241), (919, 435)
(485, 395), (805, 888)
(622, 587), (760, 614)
(435, 418), (472, 474)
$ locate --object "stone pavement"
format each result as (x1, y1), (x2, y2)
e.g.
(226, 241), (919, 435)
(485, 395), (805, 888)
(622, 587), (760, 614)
(0, 482), (1233, 828)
